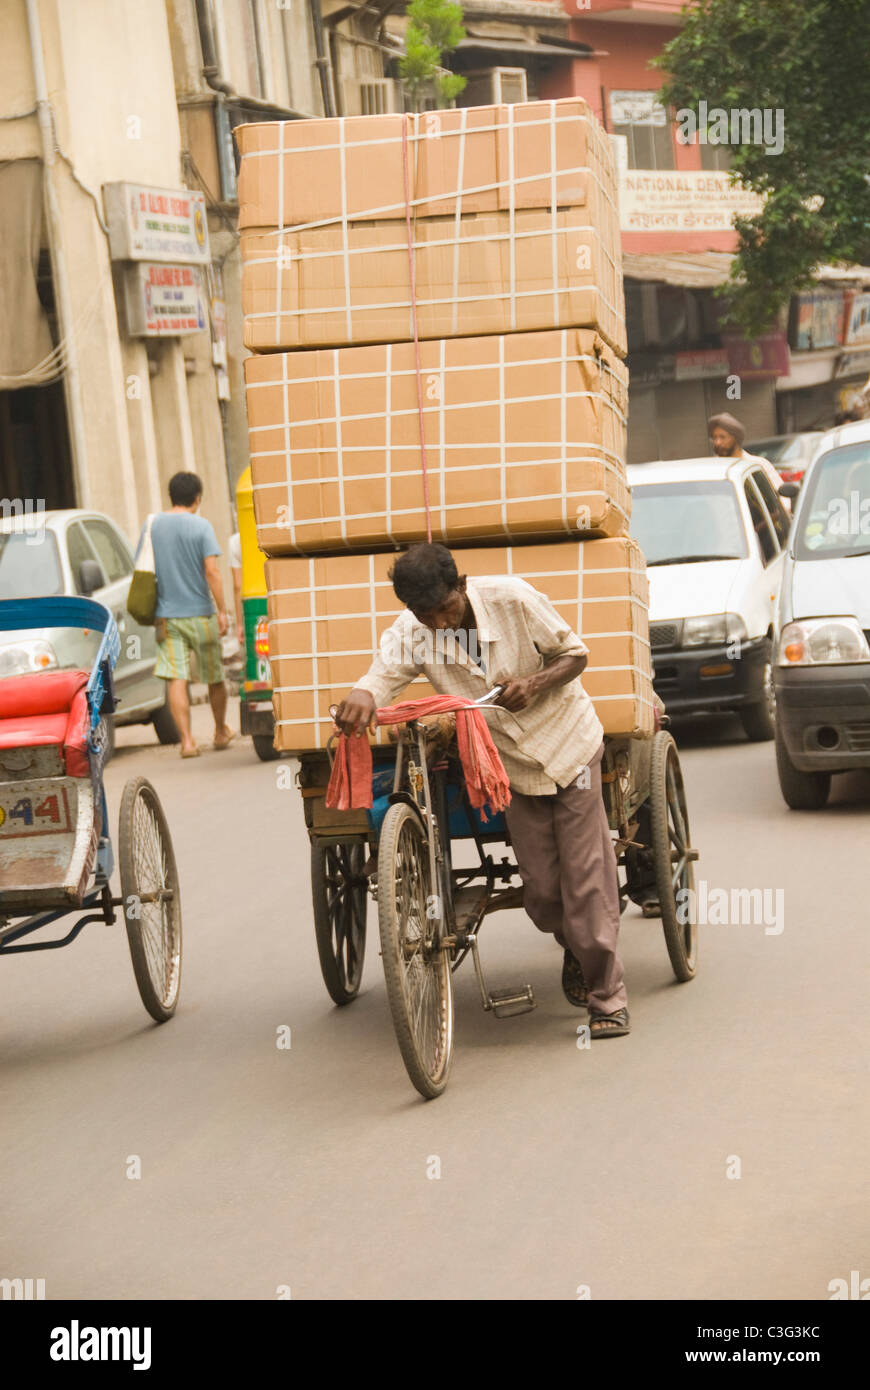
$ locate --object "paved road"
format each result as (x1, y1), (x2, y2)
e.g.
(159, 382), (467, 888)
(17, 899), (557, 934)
(2, 702), (867, 1300)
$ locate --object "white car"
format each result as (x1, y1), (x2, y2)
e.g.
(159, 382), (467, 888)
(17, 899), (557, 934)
(0, 509), (177, 748)
(774, 419), (870, 808)
(627, 458), (792, 740)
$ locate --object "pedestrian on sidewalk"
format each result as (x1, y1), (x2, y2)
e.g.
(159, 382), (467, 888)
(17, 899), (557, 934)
(143, 471), (235, 759)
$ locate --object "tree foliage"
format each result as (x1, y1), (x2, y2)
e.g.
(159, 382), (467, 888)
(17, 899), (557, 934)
(656, 0), (870, 335)
(400, 0), (467, 110)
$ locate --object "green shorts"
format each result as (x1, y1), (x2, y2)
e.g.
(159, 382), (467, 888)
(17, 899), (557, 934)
(155, 615), (224, 685)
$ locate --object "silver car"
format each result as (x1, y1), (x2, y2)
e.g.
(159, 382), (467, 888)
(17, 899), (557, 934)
(0, 509), (178, 749)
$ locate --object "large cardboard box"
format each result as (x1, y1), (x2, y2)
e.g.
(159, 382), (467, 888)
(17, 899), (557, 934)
(240, 205), (624, 356)
(246, 327), (629, 554)
(237, 99), (619, 231)
(265, 536), (653, 752)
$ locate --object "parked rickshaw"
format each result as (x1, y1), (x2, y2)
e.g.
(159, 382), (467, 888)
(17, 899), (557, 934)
(236, 466), (279, 761)
(301, 693), (698, 1099)
(0, 597), (182, 1022)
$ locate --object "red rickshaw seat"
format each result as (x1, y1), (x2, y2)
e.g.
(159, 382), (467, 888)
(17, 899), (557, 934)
(0, 670), (92, 776)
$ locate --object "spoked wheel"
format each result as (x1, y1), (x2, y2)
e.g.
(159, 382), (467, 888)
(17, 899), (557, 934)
(377, 802), (453, 1100)
(649, 731), (698, 982)
(119, 776), (182, 1022)
(311, 838), (368, 1004)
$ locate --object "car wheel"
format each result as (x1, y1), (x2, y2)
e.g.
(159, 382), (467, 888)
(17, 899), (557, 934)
(739, 657), (775, 741)
(151, 692), (181, 745)
(775, 724), (831, 810)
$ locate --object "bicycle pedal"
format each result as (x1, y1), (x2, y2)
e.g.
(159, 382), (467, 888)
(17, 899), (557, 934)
(488, 985), (536, 1019)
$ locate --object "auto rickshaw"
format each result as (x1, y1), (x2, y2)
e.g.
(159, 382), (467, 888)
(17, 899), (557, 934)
(236, 467), (279, 761)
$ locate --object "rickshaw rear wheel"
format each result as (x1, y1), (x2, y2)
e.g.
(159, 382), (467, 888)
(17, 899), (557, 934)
(377, 801), (454, 1100)
(119, 776), (182, 1022)
(649, 731), (698, 982)
(311, 838), (368, 1004)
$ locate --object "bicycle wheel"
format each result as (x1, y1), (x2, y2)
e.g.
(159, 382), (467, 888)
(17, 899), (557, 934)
(311, 838), (367, 1004)
(649, 732), (698, 982)
(119, 776), (182, 1022)
(377, 801), (453, 1099)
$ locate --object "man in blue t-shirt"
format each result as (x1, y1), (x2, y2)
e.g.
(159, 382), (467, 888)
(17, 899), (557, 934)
(144, 471), (234, 758)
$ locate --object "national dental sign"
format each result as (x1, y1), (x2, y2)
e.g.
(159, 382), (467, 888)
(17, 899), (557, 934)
(104, 183), (210, 264)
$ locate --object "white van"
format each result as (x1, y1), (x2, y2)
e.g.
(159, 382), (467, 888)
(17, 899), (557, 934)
(773, 420), (870, 808)
(628, 458), (792, 740)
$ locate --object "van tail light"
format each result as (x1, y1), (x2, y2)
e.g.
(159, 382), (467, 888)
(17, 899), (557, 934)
(254, 618), (270, 658)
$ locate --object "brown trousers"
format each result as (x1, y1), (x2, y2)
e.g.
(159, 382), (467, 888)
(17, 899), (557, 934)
(504, 743), (627, 1016)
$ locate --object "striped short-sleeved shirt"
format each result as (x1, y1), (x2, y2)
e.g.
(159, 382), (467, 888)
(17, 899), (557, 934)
(355, 576), (604, 794)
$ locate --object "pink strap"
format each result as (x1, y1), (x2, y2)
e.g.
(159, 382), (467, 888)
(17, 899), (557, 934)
(326, 694), (511, 819)
(401, 117), (433, 543)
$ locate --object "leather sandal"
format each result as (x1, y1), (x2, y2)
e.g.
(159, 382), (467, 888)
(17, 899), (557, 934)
(589, 1007), (631, 1039)
(561, 949), (589, 1008)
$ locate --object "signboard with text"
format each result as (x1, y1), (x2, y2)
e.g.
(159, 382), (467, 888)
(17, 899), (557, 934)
(723, 332), (790, 379)
(790, 291), (845, 351)
(104, 183), (210, 264)
(123, 263), (207, 337)
(620, 169), (763, 233)
(844, 291), (870, 347)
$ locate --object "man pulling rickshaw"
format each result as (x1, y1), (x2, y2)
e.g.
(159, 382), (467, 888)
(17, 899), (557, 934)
(335, 542), (631, 1040)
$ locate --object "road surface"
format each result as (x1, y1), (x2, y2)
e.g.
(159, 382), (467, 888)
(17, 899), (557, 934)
(2, 702), (867, 1300)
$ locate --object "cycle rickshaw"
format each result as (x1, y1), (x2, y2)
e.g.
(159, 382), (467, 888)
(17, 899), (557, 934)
(301, 689), (698, 1099)
(0, 597), (182, 1023)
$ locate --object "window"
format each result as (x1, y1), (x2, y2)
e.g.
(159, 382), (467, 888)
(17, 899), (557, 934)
(0, 530), (63, 598)
(752, 470), (791, 548)
(744, 480), (777, 565)
(83, 519), (132, 584)
(793, 441), (870, 561)
(630, 481), (747, 567)
(281, 0), (323, 115)
(699, 141), (732, 173)
(66, 522), (97, 592)
(609, 90), (674, 170)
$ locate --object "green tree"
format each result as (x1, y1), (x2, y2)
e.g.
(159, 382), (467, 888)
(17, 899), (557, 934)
(656, 0), (870, 335)
(400, 0), (467, 110)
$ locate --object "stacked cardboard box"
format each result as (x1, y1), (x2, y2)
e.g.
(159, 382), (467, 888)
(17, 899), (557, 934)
(265, 537), (653, 752)
(245, 327), (628, 552)
(238, 99), (653, 747)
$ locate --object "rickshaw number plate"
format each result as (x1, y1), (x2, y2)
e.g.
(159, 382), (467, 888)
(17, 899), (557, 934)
(0, 782), (73, 839)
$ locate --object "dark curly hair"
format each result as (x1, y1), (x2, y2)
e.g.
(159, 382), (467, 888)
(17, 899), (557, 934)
(389, 543), (459, 612)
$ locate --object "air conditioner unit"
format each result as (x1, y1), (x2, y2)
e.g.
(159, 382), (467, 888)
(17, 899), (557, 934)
(339, 75), (403, 117)
(460, 67), (529, 108)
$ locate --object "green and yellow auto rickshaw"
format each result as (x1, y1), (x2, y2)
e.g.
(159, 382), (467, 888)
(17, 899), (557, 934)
(236, 467), (279, 761)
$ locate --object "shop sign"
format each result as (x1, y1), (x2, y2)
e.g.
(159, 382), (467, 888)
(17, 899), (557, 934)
(674, 348), (729, 381)
(723, 332), (790, 378)
(620, 169), (763, 233)
(610, 91), (667, 127)
(790, 290), (845, 350)
(104, 183), (210, 264)
(124, 263), (207, 337)
(844, 291), (870, 346)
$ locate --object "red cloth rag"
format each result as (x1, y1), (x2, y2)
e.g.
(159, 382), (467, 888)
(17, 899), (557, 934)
(326, 695), (511, 820)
